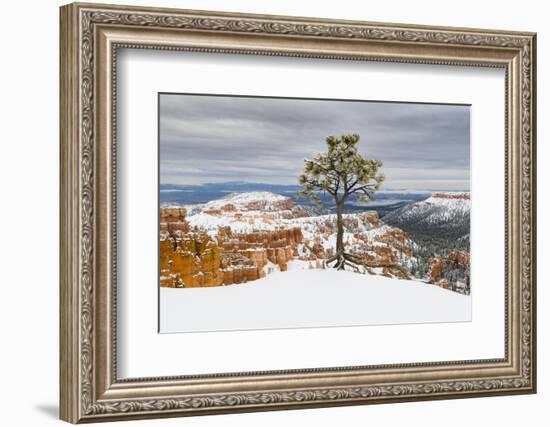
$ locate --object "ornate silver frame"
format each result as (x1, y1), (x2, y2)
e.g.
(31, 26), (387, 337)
(60, 2), (537, 423)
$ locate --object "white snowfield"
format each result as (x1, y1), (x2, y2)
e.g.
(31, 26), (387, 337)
(160, 263), (471, 333)
(202, 191), (288, 210)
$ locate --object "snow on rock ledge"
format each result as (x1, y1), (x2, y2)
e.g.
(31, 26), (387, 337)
(201, 191), (294, 212)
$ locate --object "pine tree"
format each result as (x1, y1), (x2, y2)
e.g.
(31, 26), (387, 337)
(298, 134), (384, 271)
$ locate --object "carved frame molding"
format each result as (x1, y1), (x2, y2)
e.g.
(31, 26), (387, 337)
(60, 2), (536, 423)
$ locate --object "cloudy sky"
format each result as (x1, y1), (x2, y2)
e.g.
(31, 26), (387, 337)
(160, 93), (470, 191)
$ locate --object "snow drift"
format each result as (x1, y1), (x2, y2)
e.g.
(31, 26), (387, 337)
(160, 264), (471, 333)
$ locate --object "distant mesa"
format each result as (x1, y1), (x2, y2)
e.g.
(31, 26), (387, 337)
(430, 192), (470, 200)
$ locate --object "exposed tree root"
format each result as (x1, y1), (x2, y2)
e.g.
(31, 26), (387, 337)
(324, 252), (408, 277)
(326, 252), (367, 273)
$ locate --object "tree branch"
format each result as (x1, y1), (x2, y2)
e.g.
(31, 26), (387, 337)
(349, 182), (376, 195)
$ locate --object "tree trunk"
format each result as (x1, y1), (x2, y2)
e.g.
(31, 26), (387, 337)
(335, 201), (345, 269)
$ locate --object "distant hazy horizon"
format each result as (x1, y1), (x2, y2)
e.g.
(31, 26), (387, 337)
(160, 180), (470, 193)
(160, 94), (470, 191)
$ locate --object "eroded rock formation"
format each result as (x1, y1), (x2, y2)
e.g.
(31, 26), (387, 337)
(428, 250), (470, 293)
(160, 192), (469, 290)
(160, 207), (303, 287)
(431, 192), (470, 200)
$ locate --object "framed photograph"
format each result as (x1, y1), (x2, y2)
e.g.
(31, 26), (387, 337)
(60, 2), (537, 423)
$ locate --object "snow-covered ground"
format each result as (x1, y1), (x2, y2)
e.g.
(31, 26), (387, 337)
(160, 262), (471, 333)
(202, 191), (288, 208)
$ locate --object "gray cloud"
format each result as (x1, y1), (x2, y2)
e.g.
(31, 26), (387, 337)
(160, 93), (470, 190)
